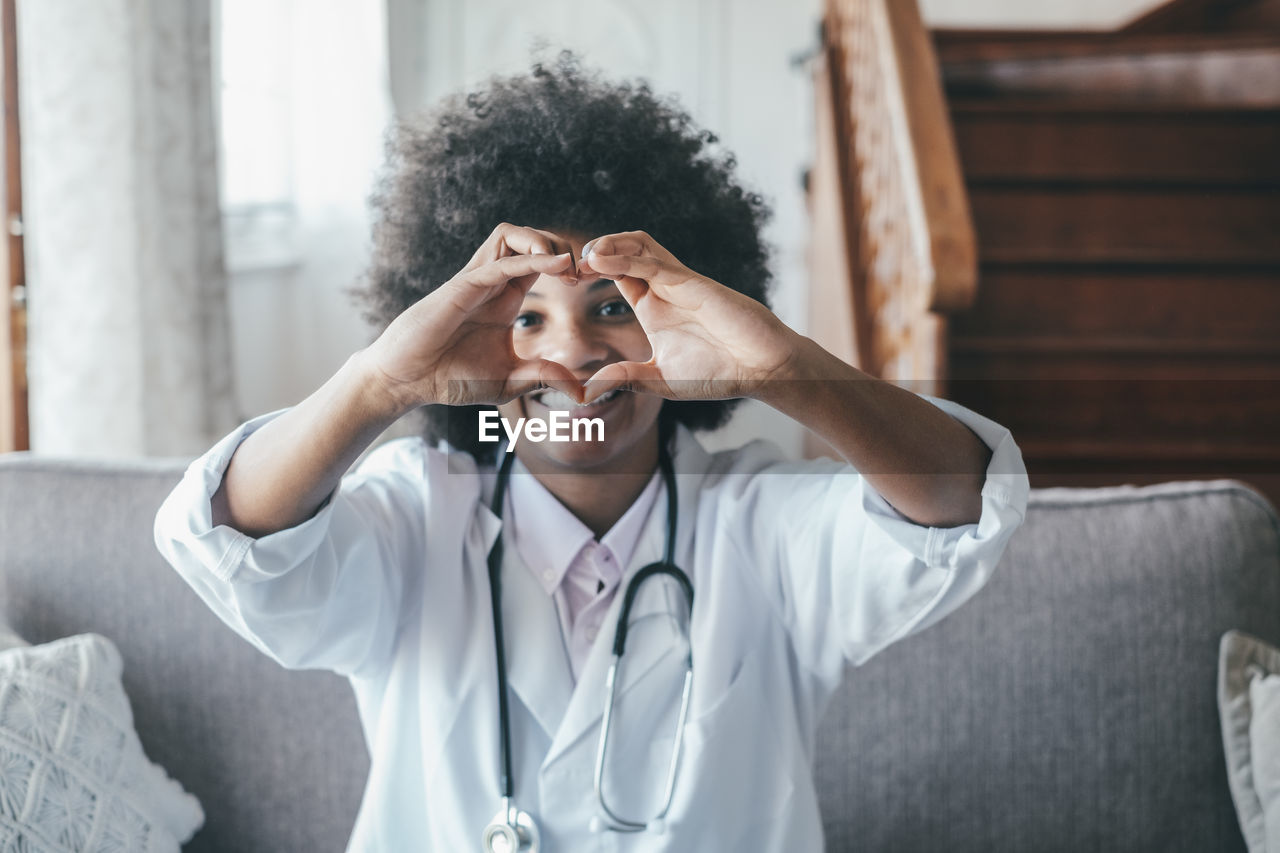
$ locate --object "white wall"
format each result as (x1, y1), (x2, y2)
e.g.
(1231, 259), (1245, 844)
(919, 0), (1164, 29)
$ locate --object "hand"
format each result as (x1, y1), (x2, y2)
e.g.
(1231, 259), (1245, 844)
(576, 231), (799, 403)
(364, 223), (587, 410)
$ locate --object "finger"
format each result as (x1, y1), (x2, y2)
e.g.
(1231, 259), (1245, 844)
(464, 224), (578, 273)
(581, 230), (678, 264)
(447, 252), (573, 314)
(504, 226), (580, 282)
(505, 358), (585, 403)
(527, 228), (581, 281)
(612, 274), (649, 309)
(579, 252), (670, 285)
(582, 360), (667, 402)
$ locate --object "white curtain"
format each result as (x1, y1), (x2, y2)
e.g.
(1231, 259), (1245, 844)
(218, 0), (392, 420)
(17, 0), (235, 457)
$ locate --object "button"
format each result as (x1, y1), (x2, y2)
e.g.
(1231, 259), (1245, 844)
(540, 569), (555, 584)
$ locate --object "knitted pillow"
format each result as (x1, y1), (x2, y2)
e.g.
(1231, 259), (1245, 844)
(0, 632), (204, 852)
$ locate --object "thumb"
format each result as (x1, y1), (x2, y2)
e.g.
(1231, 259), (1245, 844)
(504, 358), (585, 403)
(583, 361), (666, 402)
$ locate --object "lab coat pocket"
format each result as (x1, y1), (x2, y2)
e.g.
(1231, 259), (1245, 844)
(669, 654), (796, 840)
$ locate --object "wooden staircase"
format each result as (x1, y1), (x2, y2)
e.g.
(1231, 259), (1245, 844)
(935, 19), (1280, 503)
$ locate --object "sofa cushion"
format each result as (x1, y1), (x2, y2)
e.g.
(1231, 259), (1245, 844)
(816, 479), (1280, 853)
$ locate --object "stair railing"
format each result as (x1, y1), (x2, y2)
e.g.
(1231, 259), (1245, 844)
(808, 0), (977, 395)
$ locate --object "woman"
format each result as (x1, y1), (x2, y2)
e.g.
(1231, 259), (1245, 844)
(156, 54), (1028, 851)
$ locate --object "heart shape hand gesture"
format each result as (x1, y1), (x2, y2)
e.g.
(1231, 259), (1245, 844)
(364, 224), (799, 415)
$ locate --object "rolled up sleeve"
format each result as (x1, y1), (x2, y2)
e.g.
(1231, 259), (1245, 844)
(850, 395), (1029, 656)
(729, 395), (1029, 682)
(153, 412), (427, 679)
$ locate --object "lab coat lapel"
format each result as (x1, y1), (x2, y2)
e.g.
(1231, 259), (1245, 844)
(471, 501), (575, 743)
(543, 487), (684, 766)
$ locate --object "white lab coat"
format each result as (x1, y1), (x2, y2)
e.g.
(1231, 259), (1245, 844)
(154, 395), (1029, 852)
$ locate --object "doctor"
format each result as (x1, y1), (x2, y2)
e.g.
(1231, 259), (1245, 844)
(155, 56), (1028, 851)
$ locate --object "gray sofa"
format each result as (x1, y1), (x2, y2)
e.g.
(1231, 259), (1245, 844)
(1, 453), (1277, 852)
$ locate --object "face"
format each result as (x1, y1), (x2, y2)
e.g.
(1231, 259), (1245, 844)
(496, 231), (665, 475)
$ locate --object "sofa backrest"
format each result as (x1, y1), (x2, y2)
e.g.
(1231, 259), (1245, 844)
(815, 479), (1280, 852)
(4, 456), (1278, 852)
(0, 455), (368, 853)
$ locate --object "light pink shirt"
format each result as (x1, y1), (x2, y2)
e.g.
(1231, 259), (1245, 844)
(506, 460), (663, 682)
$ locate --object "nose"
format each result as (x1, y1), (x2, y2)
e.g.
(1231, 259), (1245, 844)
(535, 315), (613, 375)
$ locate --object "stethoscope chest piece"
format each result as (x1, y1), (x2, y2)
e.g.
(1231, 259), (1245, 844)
(482, 803), (539, 853)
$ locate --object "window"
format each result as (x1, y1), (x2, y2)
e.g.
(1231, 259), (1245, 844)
(216, 0), (299, 272)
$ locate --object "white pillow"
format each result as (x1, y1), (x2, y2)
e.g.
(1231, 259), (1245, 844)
(0, 632), (204, 852)
(1220, 630), (1280, 853)
(1252, 673), (1280, 853)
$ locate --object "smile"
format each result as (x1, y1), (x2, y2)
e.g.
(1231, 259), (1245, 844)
(528, 388), (623, 410)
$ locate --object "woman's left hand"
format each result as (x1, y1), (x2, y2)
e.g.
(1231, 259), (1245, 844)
(577, 231), (800, 403)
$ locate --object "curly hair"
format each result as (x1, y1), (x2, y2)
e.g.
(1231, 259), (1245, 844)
(356, 50), (773, 465)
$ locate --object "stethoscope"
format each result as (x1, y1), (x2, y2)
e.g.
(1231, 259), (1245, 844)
(481, 425), (694, 852)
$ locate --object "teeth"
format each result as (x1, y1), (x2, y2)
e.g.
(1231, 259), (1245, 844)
(589, 389), (620, 405)
(537, 389), (582, 409)
(533, 388), (620, 409)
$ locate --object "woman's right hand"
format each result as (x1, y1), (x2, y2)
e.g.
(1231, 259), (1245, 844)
(362, 224), (587, 411)
(214, 224), (585, 536)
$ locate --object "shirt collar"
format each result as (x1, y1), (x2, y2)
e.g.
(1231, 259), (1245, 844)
(599, 468), (663, 576)
(506, 456), (663, 596)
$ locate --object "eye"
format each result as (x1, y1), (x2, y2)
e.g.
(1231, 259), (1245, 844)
(513, 312), (541, 329)
(596, 299), (633, 319)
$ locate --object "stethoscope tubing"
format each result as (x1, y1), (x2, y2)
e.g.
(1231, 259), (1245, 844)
(487, 450), (517, 800)
(484, 422), (691, 845)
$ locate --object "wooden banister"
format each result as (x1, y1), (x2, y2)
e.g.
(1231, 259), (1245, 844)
(808, 0), (977, 396)
(883, 0), (978, 315)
